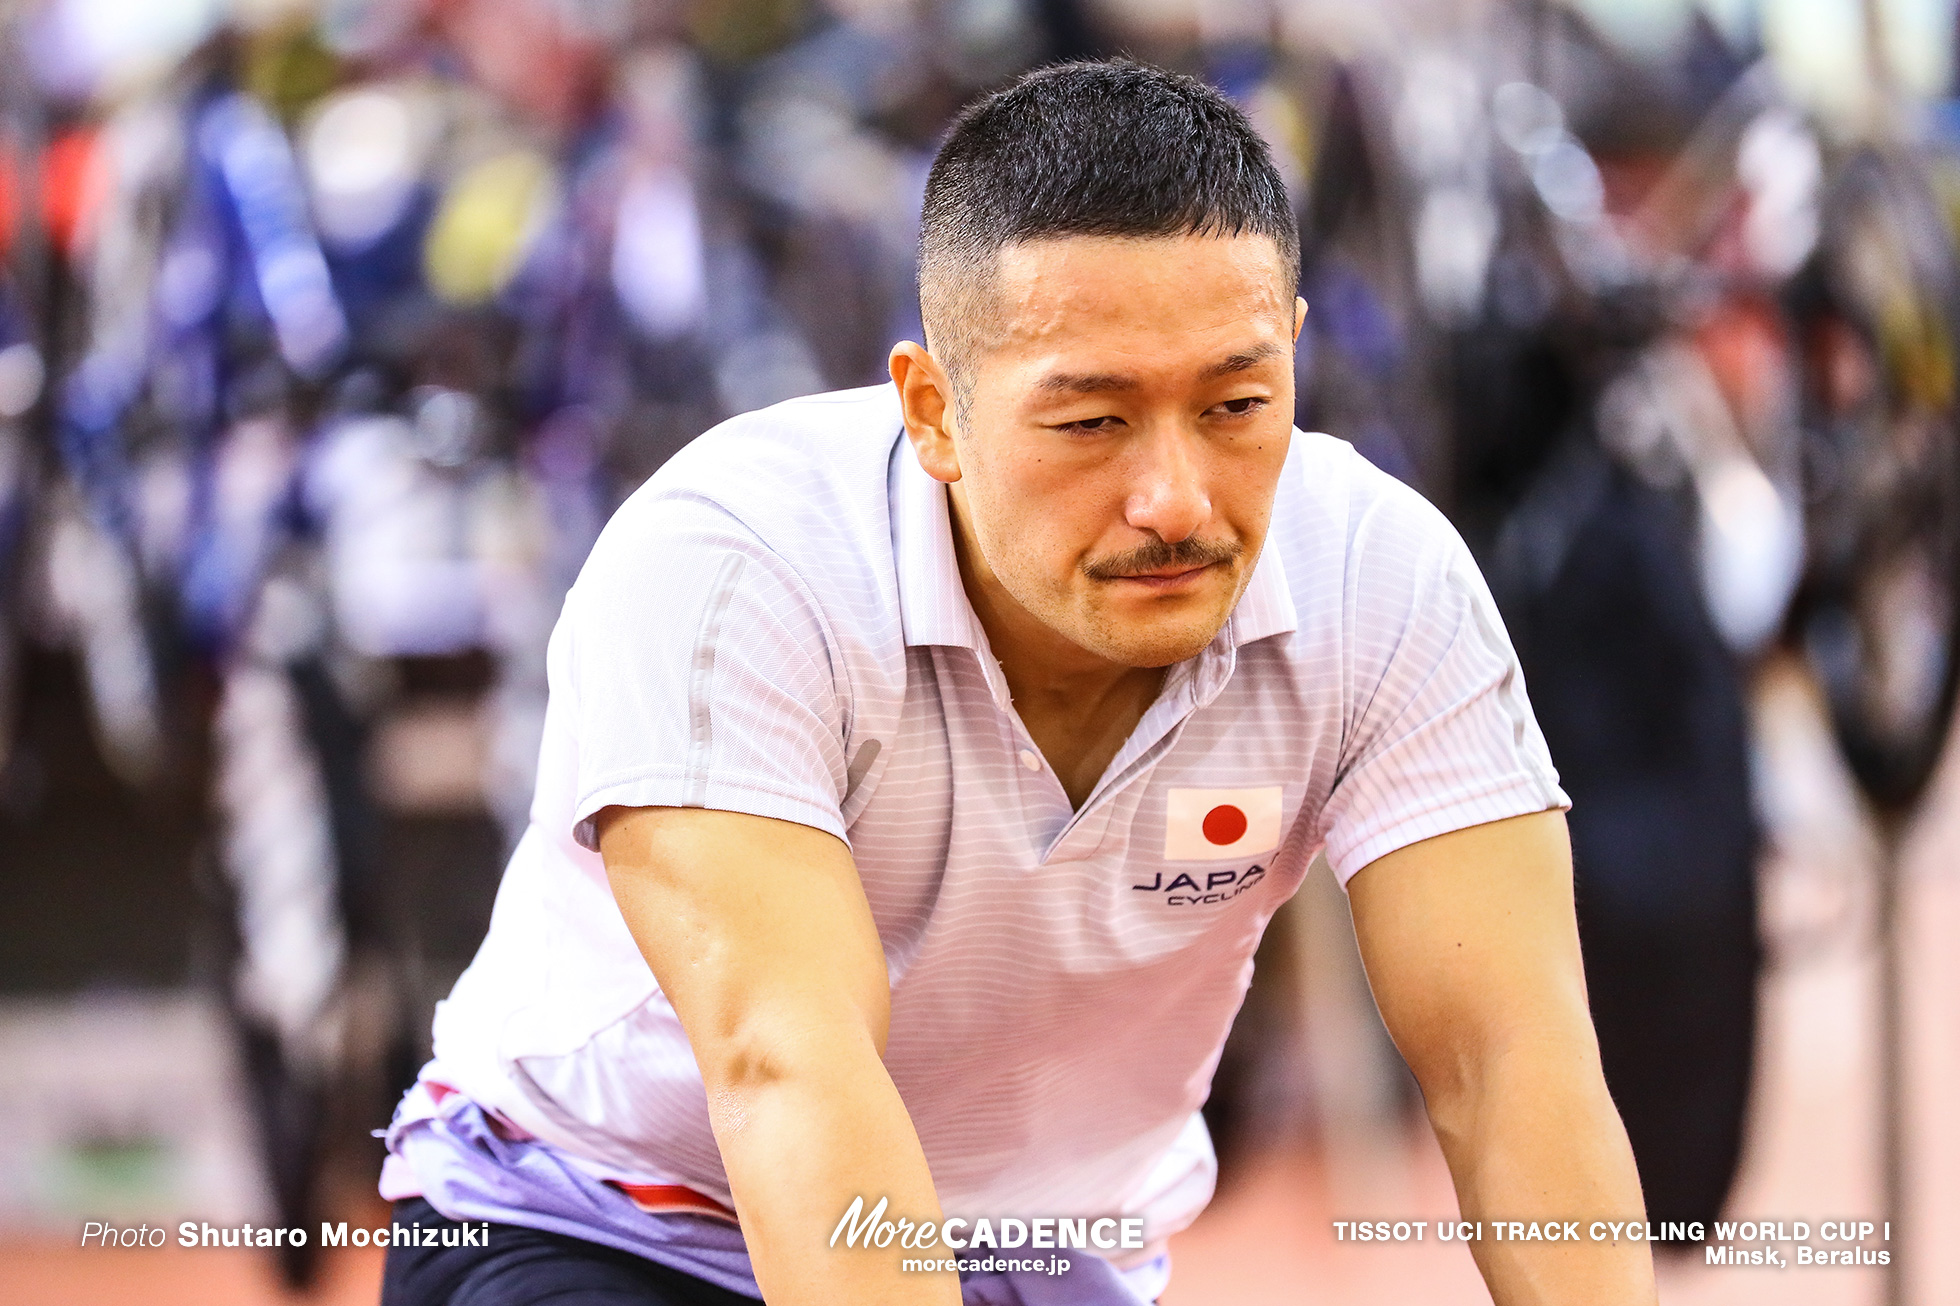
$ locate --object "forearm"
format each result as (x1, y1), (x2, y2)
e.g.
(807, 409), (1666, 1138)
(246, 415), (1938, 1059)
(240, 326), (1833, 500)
(707, 1026), (961, 1305)
(1350, 813), (1657, 1304)
(596, 807), (960, 1304)
(1422, 1031), (1656, 1305)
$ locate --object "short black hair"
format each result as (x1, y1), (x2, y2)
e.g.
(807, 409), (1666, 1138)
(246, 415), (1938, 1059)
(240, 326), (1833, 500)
(919, 59), (1299, 404)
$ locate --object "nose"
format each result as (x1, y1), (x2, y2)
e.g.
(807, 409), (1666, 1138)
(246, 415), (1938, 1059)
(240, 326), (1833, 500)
(1123, 424), (1212, 543)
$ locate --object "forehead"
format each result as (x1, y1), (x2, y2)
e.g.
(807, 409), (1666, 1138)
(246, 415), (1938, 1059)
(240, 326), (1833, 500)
(982, 233), (1294, 368)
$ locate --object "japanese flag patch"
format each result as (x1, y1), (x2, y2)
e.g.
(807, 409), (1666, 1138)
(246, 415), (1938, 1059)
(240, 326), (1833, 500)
(1163, 787), (1283, 861)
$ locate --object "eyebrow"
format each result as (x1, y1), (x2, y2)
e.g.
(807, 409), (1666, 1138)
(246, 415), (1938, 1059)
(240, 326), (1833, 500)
(1032, 340), (1288, 396)
(1199, 340), (1287, 380)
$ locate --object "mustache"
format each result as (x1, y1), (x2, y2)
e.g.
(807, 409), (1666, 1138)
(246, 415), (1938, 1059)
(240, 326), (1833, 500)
(1083, 536), (1242, 581)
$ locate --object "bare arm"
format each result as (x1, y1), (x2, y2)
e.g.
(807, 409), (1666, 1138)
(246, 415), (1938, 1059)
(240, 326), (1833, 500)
(596, 805), (960, 1306)
(1347, 810), (1657, 1304)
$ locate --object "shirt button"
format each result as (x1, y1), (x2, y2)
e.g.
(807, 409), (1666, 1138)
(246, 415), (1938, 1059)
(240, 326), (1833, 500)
(1018, 749), (1042, 772)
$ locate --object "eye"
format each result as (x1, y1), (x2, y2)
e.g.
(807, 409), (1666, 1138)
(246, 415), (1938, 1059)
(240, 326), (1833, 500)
(1054, 415), (1124, 434)
(1211, 396), (1268, 418)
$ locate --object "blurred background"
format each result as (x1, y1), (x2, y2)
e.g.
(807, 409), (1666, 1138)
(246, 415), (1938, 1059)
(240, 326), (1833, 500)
(0, 0), (1957, 1302)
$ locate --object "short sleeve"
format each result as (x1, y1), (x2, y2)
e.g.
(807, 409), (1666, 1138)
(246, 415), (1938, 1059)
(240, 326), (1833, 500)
(1316, 477), (1568, 884)
(559, 494), (851, 850)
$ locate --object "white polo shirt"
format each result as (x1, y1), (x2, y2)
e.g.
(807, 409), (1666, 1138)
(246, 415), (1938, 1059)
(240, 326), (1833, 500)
(423, 383), (1566, 1260)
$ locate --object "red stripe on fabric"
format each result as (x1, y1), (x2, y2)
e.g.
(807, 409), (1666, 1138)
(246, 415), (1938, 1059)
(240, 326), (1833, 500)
(611, 1183), (738, 1223)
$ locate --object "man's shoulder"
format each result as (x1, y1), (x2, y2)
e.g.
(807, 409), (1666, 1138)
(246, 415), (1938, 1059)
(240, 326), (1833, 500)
(600, 384), (904, 568)
(646, 383), (901, 515)
(1258, 429), (1478, 681)
(1273, 430), (1461, 577)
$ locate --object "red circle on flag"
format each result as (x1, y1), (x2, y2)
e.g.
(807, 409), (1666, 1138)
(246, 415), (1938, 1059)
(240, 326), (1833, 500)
(1202, 804), (1248, 846)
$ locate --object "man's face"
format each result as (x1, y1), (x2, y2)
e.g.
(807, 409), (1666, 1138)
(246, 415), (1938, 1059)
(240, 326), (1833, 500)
(910, 233), (1300, 671)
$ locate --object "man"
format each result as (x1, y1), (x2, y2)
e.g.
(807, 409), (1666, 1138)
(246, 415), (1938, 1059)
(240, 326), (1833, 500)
(380, 60), (1657, 1305)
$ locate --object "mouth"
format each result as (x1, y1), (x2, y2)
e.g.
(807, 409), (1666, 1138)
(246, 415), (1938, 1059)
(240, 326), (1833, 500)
(1084, 537), (1243, 594)
(1103, 561), (1220, 591)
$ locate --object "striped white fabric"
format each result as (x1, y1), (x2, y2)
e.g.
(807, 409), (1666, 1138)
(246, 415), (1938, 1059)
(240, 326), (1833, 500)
(419, 384), (1567, 1270)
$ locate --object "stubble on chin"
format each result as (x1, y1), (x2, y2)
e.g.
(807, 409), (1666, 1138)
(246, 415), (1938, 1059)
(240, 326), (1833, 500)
(1066, 578), (1239, 668)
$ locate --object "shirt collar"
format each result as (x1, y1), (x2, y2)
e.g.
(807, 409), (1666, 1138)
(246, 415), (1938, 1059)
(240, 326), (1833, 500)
(1223, 538), (1298, 649)
(889, 425), (1300, 655)
(891, 429), (985, 651)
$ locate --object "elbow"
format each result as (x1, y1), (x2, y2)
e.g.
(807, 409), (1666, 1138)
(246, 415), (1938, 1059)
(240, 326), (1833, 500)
(1409, 1018), (1610, 1147)
(694, 1012), (887, 1146)
(1403, 1042), (1482, 1153)
(695, 1004), (889, 1100)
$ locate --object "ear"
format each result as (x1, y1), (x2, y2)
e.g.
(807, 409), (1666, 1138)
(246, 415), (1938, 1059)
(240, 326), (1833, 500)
(1294, 296), (1308, 342)
(889, 341), (962, 484)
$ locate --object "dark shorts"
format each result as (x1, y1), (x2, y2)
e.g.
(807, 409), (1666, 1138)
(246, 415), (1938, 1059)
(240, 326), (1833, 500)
(380, 1199), (758, 1306)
